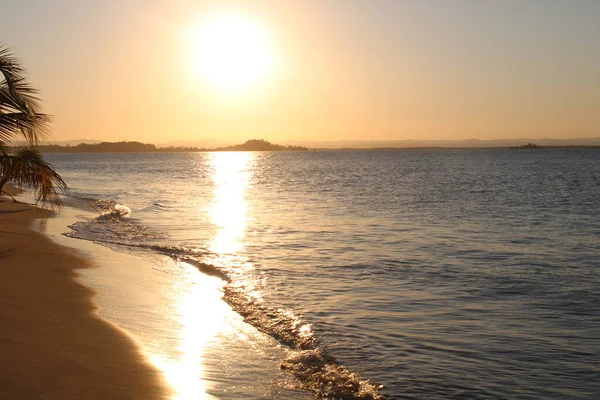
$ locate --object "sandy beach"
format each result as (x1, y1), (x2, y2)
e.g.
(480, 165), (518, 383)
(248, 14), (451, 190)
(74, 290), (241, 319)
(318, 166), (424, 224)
(0, 200), (172, 399)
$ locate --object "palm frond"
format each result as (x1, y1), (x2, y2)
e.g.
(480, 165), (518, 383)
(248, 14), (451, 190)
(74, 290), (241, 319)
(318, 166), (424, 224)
(0, 75), (45, 112)
(0, 45), (65, 210)
(0, 112), (51, 144)
(0, 45), (50, 145)
(0, 148), (68, 210)
(0, 46), (28, 82)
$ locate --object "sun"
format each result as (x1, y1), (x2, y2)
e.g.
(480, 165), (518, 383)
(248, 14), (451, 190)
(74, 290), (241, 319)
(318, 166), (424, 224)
(188, 12), (276, 94)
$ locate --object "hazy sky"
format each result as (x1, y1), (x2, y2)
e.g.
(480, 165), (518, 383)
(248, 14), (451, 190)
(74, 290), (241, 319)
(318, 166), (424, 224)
(2, 0), (599, 143)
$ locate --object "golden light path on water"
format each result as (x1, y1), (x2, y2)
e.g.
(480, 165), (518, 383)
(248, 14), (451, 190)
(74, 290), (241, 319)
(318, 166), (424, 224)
(151, 263), (226, 400)
(208, 152), (253, 255)
(153, 152), (256, 399)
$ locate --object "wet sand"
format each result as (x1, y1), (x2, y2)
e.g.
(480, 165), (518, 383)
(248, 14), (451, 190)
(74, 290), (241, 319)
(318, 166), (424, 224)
(0, 201), (172, 399)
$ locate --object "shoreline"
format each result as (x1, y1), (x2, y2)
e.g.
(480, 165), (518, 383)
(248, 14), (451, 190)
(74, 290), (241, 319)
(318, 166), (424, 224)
(7, 195), (309, 400)
(0, 200), (172, 399)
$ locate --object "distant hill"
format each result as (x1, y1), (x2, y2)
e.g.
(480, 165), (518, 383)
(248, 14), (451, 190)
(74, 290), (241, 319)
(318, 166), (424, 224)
(37, 141), (158, 153)
(47, 139), (102, 146)
(36, 139), (308, 153)
(213, 139), (308, 152)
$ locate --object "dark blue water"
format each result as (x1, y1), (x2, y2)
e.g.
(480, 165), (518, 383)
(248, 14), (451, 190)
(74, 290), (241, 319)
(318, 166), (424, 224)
(46, 149), (600, 399)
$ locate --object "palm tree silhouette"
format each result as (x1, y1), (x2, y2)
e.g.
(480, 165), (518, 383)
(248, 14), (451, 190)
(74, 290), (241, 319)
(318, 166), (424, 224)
(0, 46), (67, 208)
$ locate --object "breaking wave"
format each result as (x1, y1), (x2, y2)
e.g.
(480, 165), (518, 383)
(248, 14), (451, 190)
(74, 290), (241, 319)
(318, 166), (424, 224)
(65, 198), (167, 243)
(63, 195), (390, 400)
(282, 349), (386, 400)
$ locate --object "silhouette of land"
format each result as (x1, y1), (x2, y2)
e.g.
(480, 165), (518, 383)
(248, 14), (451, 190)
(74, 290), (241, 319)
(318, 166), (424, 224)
(215, 139), (308, 151)
(33, 139), (599, 153)
(509, 143), (543, 149)
(35, 139), (308, 153)
(38, 141), (158, 153)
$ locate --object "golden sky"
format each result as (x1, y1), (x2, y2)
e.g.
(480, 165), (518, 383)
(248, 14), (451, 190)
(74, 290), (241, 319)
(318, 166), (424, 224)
(3, 0), (600, 143)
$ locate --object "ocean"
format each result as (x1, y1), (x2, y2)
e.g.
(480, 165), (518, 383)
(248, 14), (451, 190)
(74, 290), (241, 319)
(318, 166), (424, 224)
(43, 149), (600, 399)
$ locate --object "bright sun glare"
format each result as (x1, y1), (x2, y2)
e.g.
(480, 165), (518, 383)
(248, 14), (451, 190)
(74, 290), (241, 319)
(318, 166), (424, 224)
(189, 12), (276, 94)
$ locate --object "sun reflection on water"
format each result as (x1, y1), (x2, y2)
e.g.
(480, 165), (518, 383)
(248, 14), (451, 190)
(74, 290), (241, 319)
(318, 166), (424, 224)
(208, 152), (253, 255)
(152, 152), (259, 399)
(149, 261), (228, 400)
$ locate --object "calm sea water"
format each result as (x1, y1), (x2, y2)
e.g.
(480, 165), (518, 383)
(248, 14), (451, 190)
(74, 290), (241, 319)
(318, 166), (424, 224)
(45, 149), (600, 399)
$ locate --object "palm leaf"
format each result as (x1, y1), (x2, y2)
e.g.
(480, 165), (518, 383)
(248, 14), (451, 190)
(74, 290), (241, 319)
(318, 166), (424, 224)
(0, 45), (66, 209)
(0, 112), (51, 144)
(0, 45), (50, 146)
(0, 148), (68, 210)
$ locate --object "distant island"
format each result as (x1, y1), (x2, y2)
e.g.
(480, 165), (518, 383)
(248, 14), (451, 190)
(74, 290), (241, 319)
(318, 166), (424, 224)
(214, 139), (308, 152)
(34, 139), (309, 153)
(509, 143), (543, 149)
